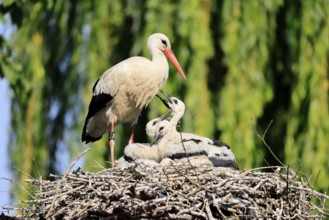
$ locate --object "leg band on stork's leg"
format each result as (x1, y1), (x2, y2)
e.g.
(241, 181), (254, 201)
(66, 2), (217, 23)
(109, 121), (115, 168)
(109, 131), (115, 141)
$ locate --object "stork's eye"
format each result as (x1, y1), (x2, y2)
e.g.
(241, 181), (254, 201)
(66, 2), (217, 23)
(173, 99), (178, 104)
(161, 39), (167, 47)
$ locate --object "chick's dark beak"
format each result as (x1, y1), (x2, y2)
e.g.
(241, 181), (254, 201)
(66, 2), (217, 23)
(160, 90), (172, 99)
(156, 94), (171, 109)
(159, 111), (171, 120)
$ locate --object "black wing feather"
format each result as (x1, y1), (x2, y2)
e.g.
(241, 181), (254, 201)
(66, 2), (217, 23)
(81, 79), (114, 143)
(212, 140), (230, 149)
(85, 93), (113, 120)
(208, 157), (239, 170)
(168, 150), (208, 160)
(92, 79), (99, 92)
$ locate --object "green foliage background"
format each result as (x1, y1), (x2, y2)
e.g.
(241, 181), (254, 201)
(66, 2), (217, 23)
(1, 0), (328, 202)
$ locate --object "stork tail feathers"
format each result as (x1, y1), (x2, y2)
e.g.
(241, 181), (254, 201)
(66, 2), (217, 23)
(81, 92), (113, 143)
(81, 132), (102, 144)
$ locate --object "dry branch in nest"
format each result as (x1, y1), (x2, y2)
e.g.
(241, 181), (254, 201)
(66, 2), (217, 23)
(13, 164), (329, 219)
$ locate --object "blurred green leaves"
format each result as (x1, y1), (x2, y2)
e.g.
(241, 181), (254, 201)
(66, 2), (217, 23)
(1, 0), (328, 202)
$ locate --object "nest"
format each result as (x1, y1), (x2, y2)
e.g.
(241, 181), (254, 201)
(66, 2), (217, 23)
(13, 164), (329, 219)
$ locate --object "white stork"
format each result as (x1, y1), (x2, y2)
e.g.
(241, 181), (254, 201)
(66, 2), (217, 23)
(82, 33), (186, 168)
(154, 91), (239, 169)
(121, 111), (170, 163)
(145, 110), (170, 139)
(151, 118), (210, 161)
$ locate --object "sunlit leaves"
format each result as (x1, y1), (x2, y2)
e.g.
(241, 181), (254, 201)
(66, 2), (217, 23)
(218, 0), (282, 168)
(2, 0), (329, 202)
(285, 0), (329, 190)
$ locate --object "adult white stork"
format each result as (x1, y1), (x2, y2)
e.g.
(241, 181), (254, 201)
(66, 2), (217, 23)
(82, 33), (186, 168)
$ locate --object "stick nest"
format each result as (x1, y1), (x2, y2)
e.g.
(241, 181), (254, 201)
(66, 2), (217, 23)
(17, 164), (329, 219)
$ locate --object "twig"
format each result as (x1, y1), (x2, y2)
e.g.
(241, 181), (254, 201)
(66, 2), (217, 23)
(251, 118), (285, 166)
(64, 147), (90, 177)
(205, 200), (215, 220)
(14, 165), (329, 219)
(1, 177), (35, 199)
(262, 119), (273, 139)
(312, 169), (321, 193)
(286, 165), (290, 208)
(178, 121), (200, 182)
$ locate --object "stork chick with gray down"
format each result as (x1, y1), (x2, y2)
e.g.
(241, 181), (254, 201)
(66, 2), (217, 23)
(154, 91), (239, 170)
(152, 118), (210, 162)
(116, 155), (159, 169)
(121, 111), (170, 164)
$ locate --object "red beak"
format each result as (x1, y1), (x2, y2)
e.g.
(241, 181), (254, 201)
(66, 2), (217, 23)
(164, 48), (186, 80)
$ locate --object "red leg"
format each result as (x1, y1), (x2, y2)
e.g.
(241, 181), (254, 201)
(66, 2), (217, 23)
(108, 121), (115, 168)
(128, 124), (136, 144)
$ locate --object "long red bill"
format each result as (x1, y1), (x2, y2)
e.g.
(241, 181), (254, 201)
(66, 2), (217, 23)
(164, 48), (186, 80)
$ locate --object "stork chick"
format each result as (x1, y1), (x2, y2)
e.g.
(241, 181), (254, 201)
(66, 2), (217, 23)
(122, 111), (170, 163)
(152, 114), (210, 162)
(155, 91), (239, 169)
